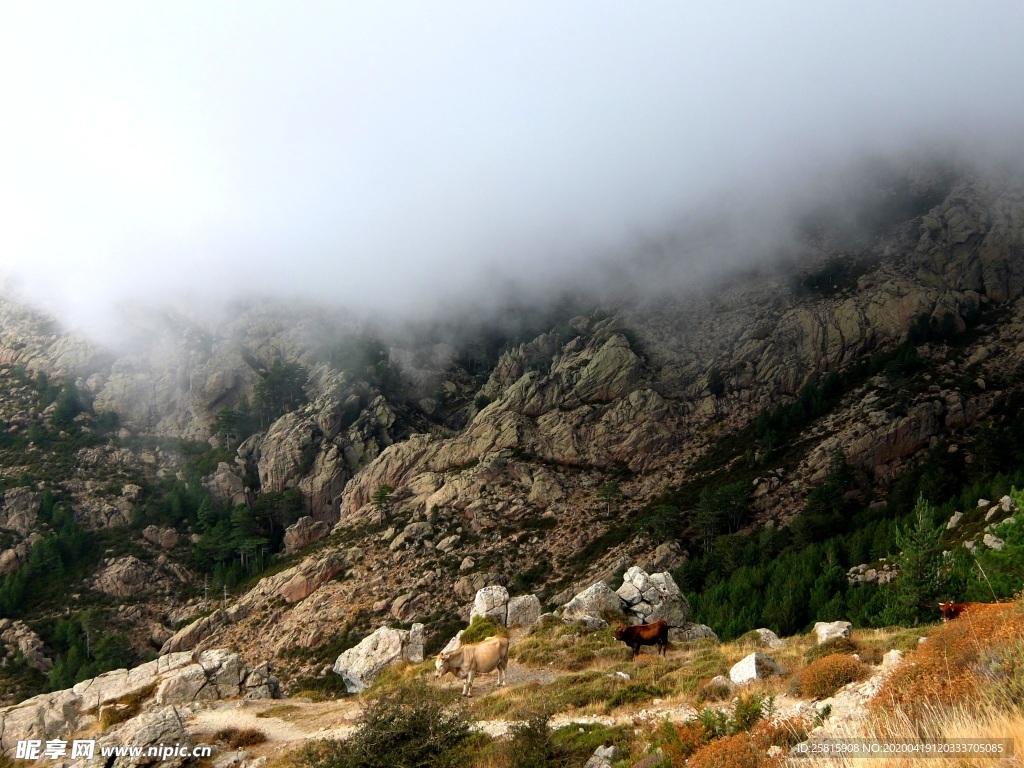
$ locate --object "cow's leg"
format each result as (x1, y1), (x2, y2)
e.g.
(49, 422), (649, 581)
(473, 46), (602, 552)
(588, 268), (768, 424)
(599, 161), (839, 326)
(498, 660), (507, 687)
(463, 670), (474, 697)
(632, 643), (639, 660)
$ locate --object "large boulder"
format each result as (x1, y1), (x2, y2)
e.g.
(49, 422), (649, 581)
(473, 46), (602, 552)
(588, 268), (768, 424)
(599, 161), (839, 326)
(142, 525), (179, 550)
(560, 582), (623, 623)
(752, 628), (785, 649)
(283, 516), (330, 555)
(471, 586), (510, 624)
(672, 623), (719, 643)
(89, 706), (193, 768)
(332, 624), (424, 693)
(730, 652), (785, 684)
(506, 595), (542, 628)
(813, 621), (852, 645)
(94, 556), (152, 598)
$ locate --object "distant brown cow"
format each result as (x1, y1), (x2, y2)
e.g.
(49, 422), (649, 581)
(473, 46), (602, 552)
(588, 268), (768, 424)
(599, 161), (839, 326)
(938, 601), (977, 621)
(614, 620), (670, 659)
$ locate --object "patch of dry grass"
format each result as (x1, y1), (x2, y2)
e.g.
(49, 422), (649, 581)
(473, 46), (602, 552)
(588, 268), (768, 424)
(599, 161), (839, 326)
(872, 601), (1023, 717)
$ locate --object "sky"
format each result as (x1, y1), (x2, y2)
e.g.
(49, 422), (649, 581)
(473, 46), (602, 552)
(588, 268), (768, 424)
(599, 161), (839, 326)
(1, 2), (1023, 339)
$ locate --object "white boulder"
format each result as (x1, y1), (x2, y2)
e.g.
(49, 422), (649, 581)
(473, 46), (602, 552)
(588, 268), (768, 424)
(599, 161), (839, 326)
(730, 652), (785, 684)
(332, 624), (425, 693)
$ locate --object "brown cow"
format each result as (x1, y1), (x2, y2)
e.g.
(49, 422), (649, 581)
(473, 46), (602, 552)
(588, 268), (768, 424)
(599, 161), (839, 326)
(938, 601), (978, 621)
(614, 620), (670, 659)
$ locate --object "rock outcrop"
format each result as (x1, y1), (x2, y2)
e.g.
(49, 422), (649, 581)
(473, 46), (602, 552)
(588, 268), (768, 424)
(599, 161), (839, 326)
(0, 649), (276, 756)
(616, 567), (690, 626)
(283, 516), (330, 555)
(0, 620), (52, 673)
(332, 624), (424, 693)
(94, 556), (153, 598)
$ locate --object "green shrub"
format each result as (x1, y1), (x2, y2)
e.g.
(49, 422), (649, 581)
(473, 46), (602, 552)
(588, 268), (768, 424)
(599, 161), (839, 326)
(606, 682), (663, 709)
(459, 614), (507, 644)
(297, 678), (472, 768)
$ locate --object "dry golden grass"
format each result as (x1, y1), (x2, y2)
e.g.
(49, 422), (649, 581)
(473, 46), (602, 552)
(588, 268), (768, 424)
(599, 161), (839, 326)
(802, 702), (1024, 768)
(872, 601), (1023, 717)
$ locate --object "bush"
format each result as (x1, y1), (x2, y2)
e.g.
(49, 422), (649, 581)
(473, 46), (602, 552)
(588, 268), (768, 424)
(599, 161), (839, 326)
(696, 679), (733, 703)
(217, 728), (267, 748)
(459, 614), (507, 644)
(687, 733), (763, 768)
(298, 678), (472, 768)
(790, 654), (867, 699)
(803, 636), (858, 664)
(654, 719), (710, 765)
(606, 682), (663, 709)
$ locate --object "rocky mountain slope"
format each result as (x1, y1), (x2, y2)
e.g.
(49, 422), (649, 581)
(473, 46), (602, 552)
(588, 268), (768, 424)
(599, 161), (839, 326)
(1, 159), (1024, 702)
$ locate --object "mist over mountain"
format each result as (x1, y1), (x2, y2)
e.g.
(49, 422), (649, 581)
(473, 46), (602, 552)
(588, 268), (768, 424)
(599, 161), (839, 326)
(3, 3), (1024, 340)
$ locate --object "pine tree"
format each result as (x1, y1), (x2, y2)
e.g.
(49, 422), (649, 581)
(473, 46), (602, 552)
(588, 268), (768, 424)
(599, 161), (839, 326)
(885, 495), (947, 625)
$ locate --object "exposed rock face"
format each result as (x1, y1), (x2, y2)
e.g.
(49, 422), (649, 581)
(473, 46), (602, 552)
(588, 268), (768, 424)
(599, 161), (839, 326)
(142, 525), (179, 550)
(154, 649), (279, 702)
(0, 649), (275, 756)
(283, 516), (330, 555)
(332, 624), (424, 693)
(205, 462), (248, 507)
(234, 549), (355, 607)
(730, 652), (785, 684)
(94, 556), (153, 598)
(0, 619), (52, 673)
(814, 621), (853, 644)
(0, 487), (40, 536)
(160, 610), (231, 655)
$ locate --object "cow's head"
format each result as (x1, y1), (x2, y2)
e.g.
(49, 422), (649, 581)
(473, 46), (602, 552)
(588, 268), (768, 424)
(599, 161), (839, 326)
(613, 626), (628, 641)
(938, 601), (956, 621)
(434, 653), (451, 678)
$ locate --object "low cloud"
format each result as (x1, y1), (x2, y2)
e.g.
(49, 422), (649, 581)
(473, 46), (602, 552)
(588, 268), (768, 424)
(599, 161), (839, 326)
(2, 3), (1023, 340)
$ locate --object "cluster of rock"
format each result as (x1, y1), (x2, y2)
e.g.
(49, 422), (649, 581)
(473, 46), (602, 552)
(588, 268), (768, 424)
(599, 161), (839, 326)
(555, 567), (715, 640)
(847, 560), (897, 586)
(0, 620), (52, 674)
(727, 621), (853, 686)
(962, 496), (1018, 553)
(0, 649), (277, 756)
(471, 586), (543, 628)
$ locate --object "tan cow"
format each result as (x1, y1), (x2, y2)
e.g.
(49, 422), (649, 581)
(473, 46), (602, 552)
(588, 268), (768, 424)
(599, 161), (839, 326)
(434, 634), (509, 697)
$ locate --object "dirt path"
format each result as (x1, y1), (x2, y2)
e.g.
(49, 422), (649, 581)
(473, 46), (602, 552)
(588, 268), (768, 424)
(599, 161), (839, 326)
(185, 698), (361, 751)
